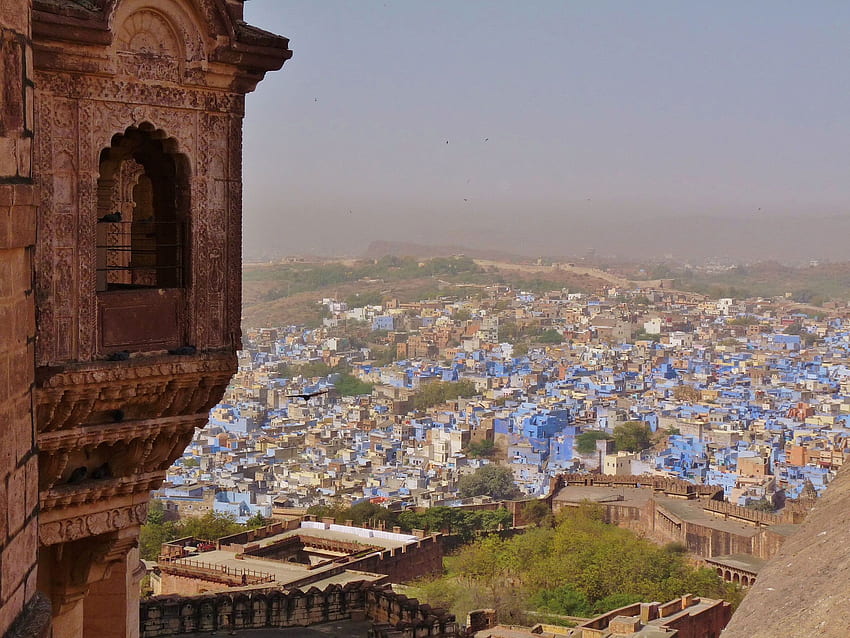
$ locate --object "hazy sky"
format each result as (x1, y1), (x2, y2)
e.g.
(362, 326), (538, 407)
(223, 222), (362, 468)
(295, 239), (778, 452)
(241, 1), (850, 260)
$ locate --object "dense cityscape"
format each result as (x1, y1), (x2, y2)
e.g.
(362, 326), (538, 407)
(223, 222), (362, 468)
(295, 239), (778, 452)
(160, 281), (846, 522)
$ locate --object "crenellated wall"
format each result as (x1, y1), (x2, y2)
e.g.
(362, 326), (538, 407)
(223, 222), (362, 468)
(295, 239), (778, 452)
(138, 582), (458, 638)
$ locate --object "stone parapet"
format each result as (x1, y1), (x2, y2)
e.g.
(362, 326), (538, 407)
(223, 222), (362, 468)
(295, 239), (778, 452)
(138, 583), (458, 638)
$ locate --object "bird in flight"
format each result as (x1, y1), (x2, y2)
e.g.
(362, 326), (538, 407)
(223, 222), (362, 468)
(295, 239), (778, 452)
(287, 388), (330, 401)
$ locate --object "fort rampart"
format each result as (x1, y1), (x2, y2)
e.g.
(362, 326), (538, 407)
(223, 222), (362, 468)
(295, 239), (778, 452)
(139, 582), (458, 638)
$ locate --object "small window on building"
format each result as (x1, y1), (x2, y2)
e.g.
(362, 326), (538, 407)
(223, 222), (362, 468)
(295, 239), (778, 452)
(96, 124), (189, 291)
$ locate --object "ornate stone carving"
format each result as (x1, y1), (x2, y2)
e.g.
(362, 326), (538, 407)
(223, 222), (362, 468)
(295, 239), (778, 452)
(39, 503), (148, 546)
(41, 472), (164, 513)
(19, 3), (289, 637)
(35, 350), (235, 433)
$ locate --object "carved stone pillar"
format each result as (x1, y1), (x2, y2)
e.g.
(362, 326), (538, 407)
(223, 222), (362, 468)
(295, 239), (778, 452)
(37, 528), (139, 638)
(84, 546), (145, 638)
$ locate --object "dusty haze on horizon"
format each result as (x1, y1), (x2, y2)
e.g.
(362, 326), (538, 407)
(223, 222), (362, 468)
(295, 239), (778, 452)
(240, 1), (850, 262)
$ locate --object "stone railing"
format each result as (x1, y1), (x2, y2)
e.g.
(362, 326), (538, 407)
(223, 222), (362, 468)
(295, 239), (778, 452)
(556, 473), (723, 500)
(139, 582), (458, 638)
(703, 500), (784, 526)
(157, 557), (275, 587)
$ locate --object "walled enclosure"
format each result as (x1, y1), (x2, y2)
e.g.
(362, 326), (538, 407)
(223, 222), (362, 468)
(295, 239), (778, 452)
(0, 1), (291, 637)
(546, 473), (804, 579)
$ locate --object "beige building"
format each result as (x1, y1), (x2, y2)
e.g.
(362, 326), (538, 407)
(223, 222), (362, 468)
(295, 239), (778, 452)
(603, 451), (638, 476)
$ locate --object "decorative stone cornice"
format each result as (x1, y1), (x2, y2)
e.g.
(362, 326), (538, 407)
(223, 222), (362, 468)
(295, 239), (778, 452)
(40, 502), (148, 546)
(41, 471), (164, 513)
(37, 413), (207, 453)
(35, 350), (235, 434)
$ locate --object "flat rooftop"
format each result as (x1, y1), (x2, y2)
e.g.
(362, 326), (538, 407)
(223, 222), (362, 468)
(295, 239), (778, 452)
(258, 522), (419, 551)
(166, 522), (417, 590)
(552, 485), (656, 508)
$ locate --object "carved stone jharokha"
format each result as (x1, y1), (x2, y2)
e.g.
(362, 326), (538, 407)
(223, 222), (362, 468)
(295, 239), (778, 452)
(19, 1), (291, 637)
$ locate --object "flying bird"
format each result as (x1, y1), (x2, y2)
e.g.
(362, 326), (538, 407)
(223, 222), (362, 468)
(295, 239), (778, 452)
(287, 388), (330, 401)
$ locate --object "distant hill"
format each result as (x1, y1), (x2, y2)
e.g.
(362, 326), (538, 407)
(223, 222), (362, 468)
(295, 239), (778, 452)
(241, 254), (614, 328)
(362, 240), (527, 262)
(624, 260), (850, 304)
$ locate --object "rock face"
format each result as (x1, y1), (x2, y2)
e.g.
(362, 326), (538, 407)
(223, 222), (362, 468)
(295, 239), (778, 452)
(722, 464), (850, 638)
(0, 1), (291, 636)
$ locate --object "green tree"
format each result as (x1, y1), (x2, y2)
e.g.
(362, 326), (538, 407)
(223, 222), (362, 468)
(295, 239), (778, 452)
(466, 439), (496, 459)
(409, 505), (742, 626)
(575, 430), (612, 455)
(458, 464), (521, 500)
(334, 373), (374, 396)
(177, 511), (243, 541)
(308, 502), (399, 527)
(530, 583), (590, 616)
(538, 329), (564, 344)
(139, 519), (175, 561)
(146, 499), (166, 526)
(454, 309), (472, 322)
(612, 421), (652, 452)
(746, 498), (775, 513)
(344, 501), (398, 526)
(245, 512), (271, 529)
(413, 380), (478, 410)
(138, 510), (243, 561)
(522, 500), (553, 528)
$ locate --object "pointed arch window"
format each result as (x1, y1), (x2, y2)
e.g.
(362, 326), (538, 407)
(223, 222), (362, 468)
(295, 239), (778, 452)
(94, 124), (191, 354)
(96, 124), (189, 291)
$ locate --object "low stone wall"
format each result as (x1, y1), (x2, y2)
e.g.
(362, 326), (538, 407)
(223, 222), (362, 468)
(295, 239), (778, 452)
(139, 581), (458, 637)
(704, 500), (781, 525)
(557, 473), (723, 499)
(218, 520), (300, 552)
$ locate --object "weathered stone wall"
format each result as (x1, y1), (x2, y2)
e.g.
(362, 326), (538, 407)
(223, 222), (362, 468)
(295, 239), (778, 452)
(0, 1), (48, 636)
(138, 583), (458, 638)
(157, 572), (232, 598)
(351, 535), (443, 583)
(576, 596), (731, 638)
(703, 499), (788, 526)
(552, 477), (794, 566)
(558, 473), (724, 499)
